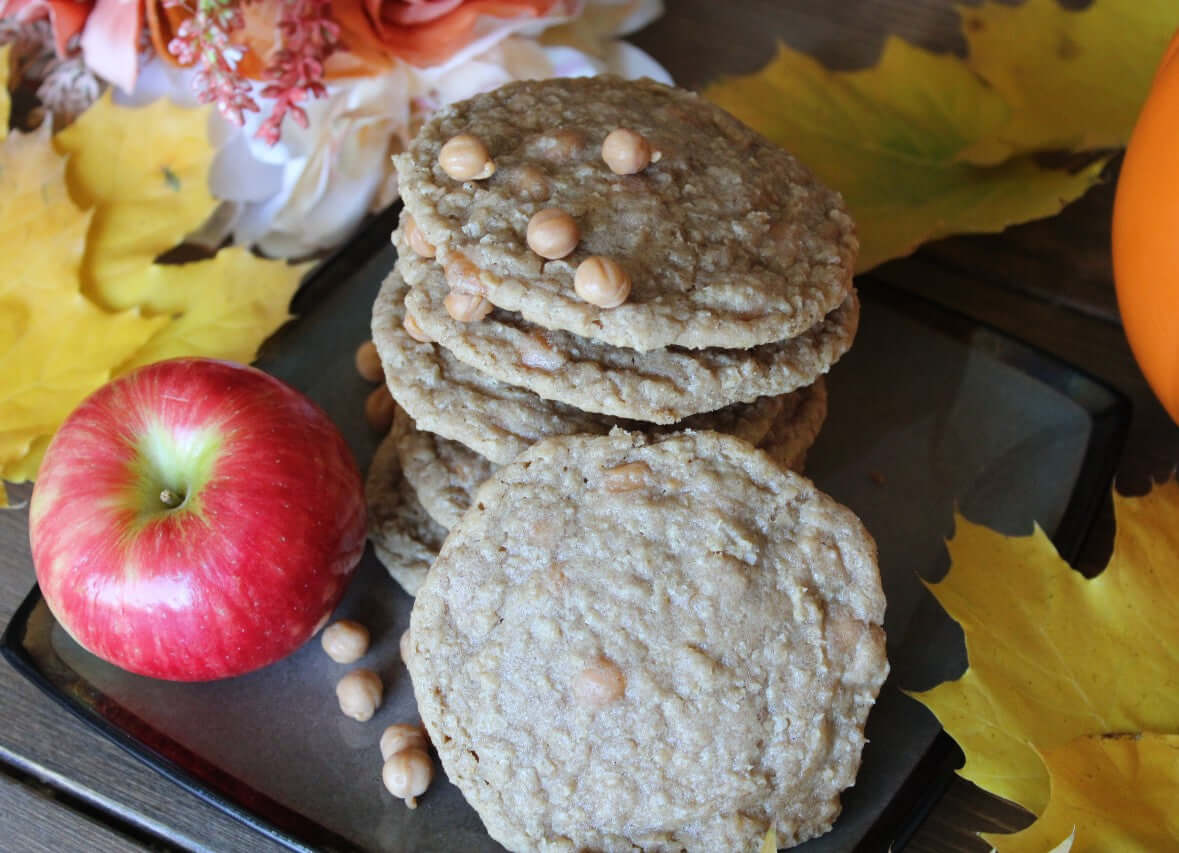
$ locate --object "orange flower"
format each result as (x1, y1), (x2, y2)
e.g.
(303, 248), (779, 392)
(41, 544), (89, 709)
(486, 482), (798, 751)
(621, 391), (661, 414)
(336, 0), (561, 69)
(148, 0), (563, 80)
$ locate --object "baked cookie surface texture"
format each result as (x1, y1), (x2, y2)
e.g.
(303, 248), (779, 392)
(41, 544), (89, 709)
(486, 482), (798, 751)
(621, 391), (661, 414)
(394, 76), (857, 352)
(407, 430), (888, 851)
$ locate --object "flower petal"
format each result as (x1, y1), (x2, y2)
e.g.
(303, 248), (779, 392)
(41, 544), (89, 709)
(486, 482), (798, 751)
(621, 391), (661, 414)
(80, 0), (142, 92)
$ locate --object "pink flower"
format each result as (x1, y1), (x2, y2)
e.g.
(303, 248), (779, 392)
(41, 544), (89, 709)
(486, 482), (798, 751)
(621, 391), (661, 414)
(79, 0), (143, 92)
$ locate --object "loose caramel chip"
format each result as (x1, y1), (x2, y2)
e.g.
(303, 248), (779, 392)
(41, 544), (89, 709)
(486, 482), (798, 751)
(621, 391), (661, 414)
(404, 215), (436, 258)
(439, 133), (495, 181)
(322, 620), (371, 663)
(601, 128), (652, 175)
(381, 723), (429, 761)
(444, 291), (493, 323)
(355, 340), (383, 382)
(573, 256), (631, 308)
(337, 669), (384, 722)
(365, 385), (396, 432)
(602, 461), (653, 493)
(382, 747), (433, 808)
(526, 208), (580, 260)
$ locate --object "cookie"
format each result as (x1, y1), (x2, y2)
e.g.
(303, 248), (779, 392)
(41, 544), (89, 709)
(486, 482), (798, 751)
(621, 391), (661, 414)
(394, 76), (857, 352)
(408, 430), (888, 851)
(364, 414), (446, 596)
(372, 268), (615, 464)
(398, 417), (497, 531)
(761, 376), (828, 472)
(374, 268), (794, 461)
(399, 236), (858, 424)
(398, 380), (825, 530)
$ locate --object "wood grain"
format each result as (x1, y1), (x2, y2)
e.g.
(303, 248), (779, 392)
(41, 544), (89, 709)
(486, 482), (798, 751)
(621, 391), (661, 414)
(0, 506), (288, 853)
(0, 768), (154, 853)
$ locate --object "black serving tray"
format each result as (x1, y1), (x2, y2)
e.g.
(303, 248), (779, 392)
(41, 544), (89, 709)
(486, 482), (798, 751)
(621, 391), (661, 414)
(2, 211), (1129, 851)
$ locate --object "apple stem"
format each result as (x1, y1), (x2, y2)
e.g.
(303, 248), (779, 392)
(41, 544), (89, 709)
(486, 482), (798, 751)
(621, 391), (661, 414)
(159, 488), (184, 509)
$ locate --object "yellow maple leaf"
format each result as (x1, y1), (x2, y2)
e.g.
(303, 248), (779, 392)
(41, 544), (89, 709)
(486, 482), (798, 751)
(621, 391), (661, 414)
(115, 248), (306, 372)
(0, 94), (308, 493)
(704, 39), (1107, 272)
(0, 125), (169, 482)
(985, 733), (1179, 852)
(958, 0), (1179, 164)
(912, 482), (1179, 815)
(50, 93), (309, 370)
(53, 91), (219, 310)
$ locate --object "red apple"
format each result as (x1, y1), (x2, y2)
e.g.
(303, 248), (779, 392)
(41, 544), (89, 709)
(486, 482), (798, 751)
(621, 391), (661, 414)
(29, 358), (367, 681)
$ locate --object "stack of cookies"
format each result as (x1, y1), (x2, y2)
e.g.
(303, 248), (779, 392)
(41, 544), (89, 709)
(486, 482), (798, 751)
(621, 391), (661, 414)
(365, 77), (889, 852)
(367, 76), (860, 597)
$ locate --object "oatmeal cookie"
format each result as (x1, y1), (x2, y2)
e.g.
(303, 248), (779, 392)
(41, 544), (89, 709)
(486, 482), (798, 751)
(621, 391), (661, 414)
(374, 268), (795, 459)
(760, 376), (829, 472)
(408, 430), (888, 851)
(364, 412), (445, 596)
(399, 237), (858, 424)
(394, 76), (857, 352)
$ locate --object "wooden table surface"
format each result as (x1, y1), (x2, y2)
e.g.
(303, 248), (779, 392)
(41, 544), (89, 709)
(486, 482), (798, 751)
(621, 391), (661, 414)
(3, 2), (1175, 851)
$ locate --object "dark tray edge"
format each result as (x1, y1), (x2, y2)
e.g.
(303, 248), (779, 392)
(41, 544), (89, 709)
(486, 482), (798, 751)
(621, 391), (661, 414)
(0, 261), (1132, 853)
(852, 273), (1131, 851)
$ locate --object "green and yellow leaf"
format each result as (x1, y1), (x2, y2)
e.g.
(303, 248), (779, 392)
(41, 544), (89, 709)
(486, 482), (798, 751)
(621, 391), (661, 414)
(705, 39), (1107, 272)
(958, 0), (1179, 164)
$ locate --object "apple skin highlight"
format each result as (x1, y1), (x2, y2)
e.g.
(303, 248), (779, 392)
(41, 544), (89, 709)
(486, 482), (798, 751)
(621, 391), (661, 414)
(29, 358), (367, 681)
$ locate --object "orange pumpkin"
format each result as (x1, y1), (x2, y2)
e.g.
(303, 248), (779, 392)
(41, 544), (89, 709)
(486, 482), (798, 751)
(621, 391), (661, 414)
(1112, 29), (1179, 425)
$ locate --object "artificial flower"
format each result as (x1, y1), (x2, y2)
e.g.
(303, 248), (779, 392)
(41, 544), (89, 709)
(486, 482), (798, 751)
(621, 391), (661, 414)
(145, 0), (583, 138)
(0, 0), (90, 56)
(0, 17), (101, 124)
(176, 0), (666, 257)
(334, 0), (565, 69)
(79, 0), (142, 92)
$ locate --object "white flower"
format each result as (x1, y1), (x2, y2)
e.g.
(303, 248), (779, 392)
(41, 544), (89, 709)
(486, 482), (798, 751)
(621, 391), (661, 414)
(173, 0), (669, 258)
